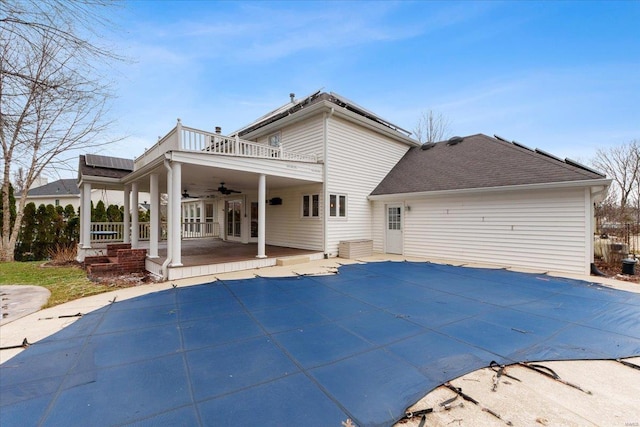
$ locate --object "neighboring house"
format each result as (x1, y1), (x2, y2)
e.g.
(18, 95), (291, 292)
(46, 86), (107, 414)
(18, 175), (151, 211)
(18, 178), (80, 209)
(77, 91), (610, 278)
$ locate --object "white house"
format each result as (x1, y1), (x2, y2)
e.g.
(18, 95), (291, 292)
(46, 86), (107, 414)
(77, 91), (610, 279)
(20, 176), (151, 211)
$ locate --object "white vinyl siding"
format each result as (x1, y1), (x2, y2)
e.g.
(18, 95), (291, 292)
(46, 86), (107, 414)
(372, 201), (385, 253)
(265, 184), (323, 251)
(256, 115), (324, 159)
(374, 187), (591, 275)
(325, 116), (411, 256)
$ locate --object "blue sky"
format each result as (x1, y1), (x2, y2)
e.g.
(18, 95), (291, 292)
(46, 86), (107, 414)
(69, 0), (639, 177)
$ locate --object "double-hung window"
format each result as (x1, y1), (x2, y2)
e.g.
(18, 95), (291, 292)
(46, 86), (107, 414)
(329, 194), (347, 218)
(302, 194), (320, 218)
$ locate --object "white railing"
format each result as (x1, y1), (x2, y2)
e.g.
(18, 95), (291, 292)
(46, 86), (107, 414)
(134, 127), (180, 169)
(90, 222), (125, 242)
(182, 125), (317, 162)
(90, 221), (219, 242)
(134, 120), (317, 169)
(182, 222), (220, 238)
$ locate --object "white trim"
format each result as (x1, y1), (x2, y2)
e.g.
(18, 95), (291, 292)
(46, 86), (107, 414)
(328, 193), (348, 219)
(301, 193), (321, 218)
(368, 178), (612, 201)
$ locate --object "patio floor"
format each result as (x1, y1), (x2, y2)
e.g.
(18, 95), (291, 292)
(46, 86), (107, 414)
(1, 261), (640, 426)
(140, 238), (322, 268)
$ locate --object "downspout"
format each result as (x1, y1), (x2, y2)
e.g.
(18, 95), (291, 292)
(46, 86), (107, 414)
(161, 159), (173, 280)
(322, 107), (334, 258)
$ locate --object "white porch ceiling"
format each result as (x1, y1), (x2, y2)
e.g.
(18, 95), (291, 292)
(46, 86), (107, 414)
(128, 154), (323, 198)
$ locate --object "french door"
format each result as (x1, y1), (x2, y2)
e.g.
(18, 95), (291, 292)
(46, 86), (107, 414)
(226, 200), (242, 240)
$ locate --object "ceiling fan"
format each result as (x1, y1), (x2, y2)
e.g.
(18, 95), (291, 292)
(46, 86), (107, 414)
(182, 189), (198, 199)
(217, 182), (241, 195)
(182, 189), (215, 199)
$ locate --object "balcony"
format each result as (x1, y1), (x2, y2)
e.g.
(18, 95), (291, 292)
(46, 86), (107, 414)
(134, 120), (318, 169)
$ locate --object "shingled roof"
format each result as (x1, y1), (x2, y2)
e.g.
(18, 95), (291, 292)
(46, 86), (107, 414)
(21, 179), (79, 196)
(370, 134), (606, 196)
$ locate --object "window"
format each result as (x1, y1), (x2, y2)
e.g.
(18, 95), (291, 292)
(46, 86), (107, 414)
(302, 194), (320, 218)
(268, 132), (281, 147)
(329, 194), (347, 217)
(388, 207), (401, 230)
(55, 199), (60, 207)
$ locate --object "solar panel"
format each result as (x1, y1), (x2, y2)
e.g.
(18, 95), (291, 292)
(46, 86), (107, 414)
(330, 92), (412, 136)
(535, 148), (563, 163)
(511, 140), (534, 152)
(564, 158), (605, 177)
(85, 154), (134, 171)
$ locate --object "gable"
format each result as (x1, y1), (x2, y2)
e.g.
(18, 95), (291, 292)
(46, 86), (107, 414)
(235, 91), (417, 148)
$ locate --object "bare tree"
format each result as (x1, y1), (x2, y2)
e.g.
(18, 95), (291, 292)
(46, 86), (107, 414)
(592, 140), (640, 223)
(413, 110), (452, 144)
(1, 0), (123, 261)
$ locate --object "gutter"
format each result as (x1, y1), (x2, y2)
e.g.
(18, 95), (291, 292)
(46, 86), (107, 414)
(368, 178), (613, 201)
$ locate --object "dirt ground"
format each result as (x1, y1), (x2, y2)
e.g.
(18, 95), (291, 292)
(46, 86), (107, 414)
(594, 258), (640, 284)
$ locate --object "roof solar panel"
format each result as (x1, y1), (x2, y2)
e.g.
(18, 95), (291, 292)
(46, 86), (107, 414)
(535, 148), (563, 163)
(565, 158), (605, 177)
(85, 154), (134, 171)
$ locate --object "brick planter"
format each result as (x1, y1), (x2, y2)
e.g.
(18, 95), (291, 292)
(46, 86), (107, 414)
(85, 243), (147, 278)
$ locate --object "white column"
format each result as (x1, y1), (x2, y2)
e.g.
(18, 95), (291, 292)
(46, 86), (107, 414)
(81, 182), (92, 249)
(131, 181), (139, 248)
(257, 174), (266, 258)
(171, 162), (182, 266)
(123, 185), (131, 244)
(149, 173), (159, 258)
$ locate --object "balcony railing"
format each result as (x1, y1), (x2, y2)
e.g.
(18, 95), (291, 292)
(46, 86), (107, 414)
(134, 120), (317, 169)
(90, 222), (220, 242)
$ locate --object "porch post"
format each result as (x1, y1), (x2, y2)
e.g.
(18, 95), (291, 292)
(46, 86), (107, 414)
(81, 182), (92, 249)
(149, 173), (159, 258)
(257, 173), (266, 258)
(123, 184), (131, 243)
(131, 181), (139, 248)
(171, 161), (183, 266)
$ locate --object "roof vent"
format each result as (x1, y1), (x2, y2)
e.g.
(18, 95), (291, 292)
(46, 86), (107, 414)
(420, 142), (436, 151)
(446, 136), (464, 146)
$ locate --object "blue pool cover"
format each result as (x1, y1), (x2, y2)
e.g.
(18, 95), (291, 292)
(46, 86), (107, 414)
(2, 261), (640, 426)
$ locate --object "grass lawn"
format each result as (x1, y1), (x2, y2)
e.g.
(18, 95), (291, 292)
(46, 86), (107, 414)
(0, 261), (130, 308)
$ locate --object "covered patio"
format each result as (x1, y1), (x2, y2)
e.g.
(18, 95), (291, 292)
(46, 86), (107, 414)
(77, 120), (325, 280)
(140, 239), (324, 280)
